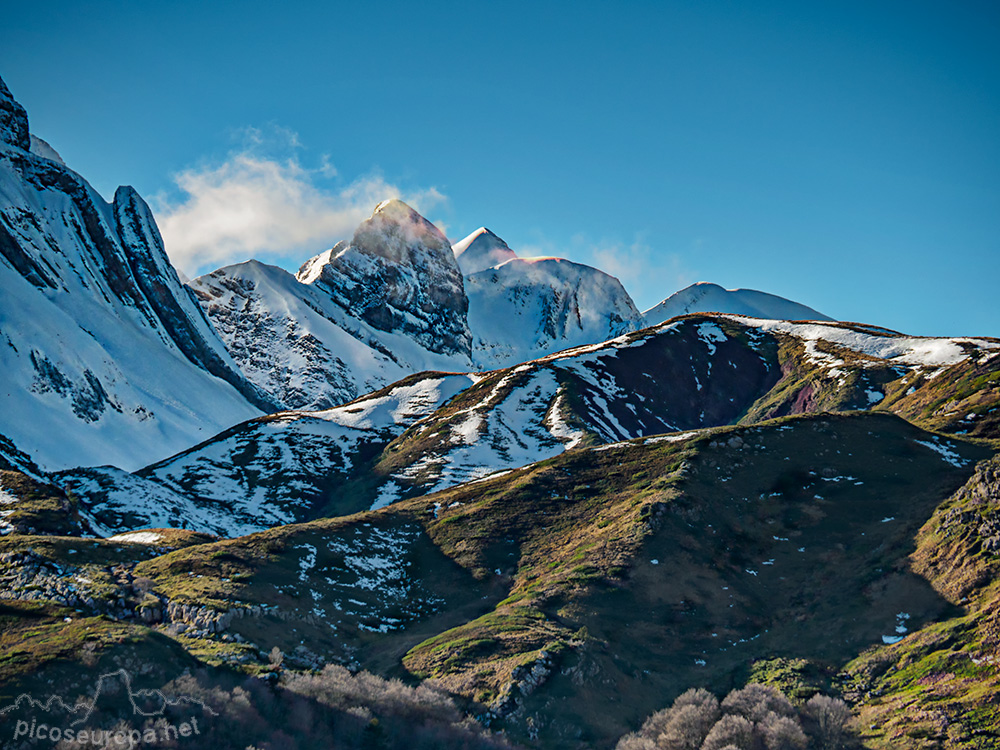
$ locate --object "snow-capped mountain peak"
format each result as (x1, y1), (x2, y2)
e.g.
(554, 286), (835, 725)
(465, 251), (644, 369)
(643, 281), (832, 325)
(452, 227), (518, 274)
(0, 74), (273, 471)
(293, 199), (472, 358)
(352, 198), (453, 263)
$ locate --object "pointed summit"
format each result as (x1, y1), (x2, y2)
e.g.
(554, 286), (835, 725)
(296, 201), (472, 359)
(452, 227), (518, 275)
(351, 199), (452, 263)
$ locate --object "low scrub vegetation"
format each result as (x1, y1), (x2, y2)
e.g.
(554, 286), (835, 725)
(616, 684), (856, 750)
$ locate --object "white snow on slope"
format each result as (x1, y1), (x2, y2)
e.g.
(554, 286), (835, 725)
(107, 531), (164, 544)
(912, 437), (970, 468)
(65, 465), (262, 538)
(64, 374), (477, 537)
(644, 282), (832, 325)
(396, 369), (570, 491)
(293, 521), (443, 634)
(452, 227), (518, 274)
(191, 259), (472, 410)
(0, 141), (262, 471)
(724, 317), (998, 369)
(466, 255), (643, 370)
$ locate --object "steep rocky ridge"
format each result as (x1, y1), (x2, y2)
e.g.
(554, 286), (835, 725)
(0, 75), (274, 471)
(298, 198), (471, 358)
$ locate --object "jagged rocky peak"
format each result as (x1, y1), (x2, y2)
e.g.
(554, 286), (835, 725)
(296, 199), (472, 358)
(354, 198), (452, 261)
(0, 75), (30, 151)
(452, 227), (518, 275)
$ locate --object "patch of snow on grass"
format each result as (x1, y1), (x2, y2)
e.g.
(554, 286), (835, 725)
(451, 412), (483, 445)
(723, 317), (997, 368)
(695, 322), (727, 356)
(0, 483), (16, 505)
(297, 543), (317, 582)
(912, 437), (969, 468)
(882, 612), (911, 643)
(107, 531), (164, 544)
(369, 481), (401, 511)
(544, 392), (586, 449)
(645, 430), (703, 445)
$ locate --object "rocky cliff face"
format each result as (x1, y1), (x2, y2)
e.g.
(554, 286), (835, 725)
(298, 199), (472, 358)
(0, 74), (273, 471)
(190, 259), (438, 411)
(0, 76), (29, 150)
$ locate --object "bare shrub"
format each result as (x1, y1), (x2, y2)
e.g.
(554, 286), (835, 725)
(631, 707), (674, 743)
(803, 694), (852, 749)
(673, 687), (720, 714)
(700, 714), (754, 750)
(659, 703), (720, 749)
(615, 734), (658, 750)
(617, 683), (856, 750)
(721, 684), (796, 723)
(760, 713), (808, 750)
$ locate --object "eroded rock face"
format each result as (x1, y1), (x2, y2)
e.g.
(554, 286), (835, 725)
(112, 186), (277, 412)
(0, 75), (272, 471)
(298, 199), (472, 358)
(0, 76), (29, 150)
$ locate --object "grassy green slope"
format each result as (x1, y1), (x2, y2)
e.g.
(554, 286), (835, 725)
(844, 454), (1000, 749)
(1, 411), (996, 749)
(394, 413), (991, 747)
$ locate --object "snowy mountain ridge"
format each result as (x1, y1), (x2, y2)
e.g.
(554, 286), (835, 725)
(465, 254), (645, 369)
(644, 281), (832, 325)
(451, 227), (518, 274)
(0, 75), (275, 471)
(192, 209), (647, 408)
(64, 313), (1000, 538)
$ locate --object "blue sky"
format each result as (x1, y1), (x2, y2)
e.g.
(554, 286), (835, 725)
(1, 0), (998, 336)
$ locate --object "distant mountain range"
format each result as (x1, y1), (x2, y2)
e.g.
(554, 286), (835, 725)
(643, 281), (832, 325)
(0, 73), (835, 471)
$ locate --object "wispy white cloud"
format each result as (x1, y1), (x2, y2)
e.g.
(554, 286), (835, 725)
(588, 236), (698, 311)
(153, 128), (446, 277)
